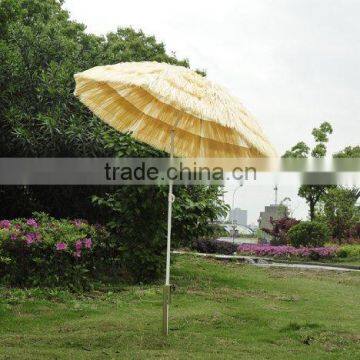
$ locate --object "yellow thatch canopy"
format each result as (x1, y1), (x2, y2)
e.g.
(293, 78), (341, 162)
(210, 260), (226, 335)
(74, 61), (276, 158)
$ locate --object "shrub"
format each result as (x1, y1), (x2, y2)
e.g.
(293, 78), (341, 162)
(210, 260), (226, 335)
(288, 221), (329, 248)
(191, 238), (237, 255)
(92, 185), (229, 282)
(92, 187), (168, 283)
(337, 245), (360, 258)
(237, 244), (338, 260)
(0, 213), (112, 290)
(262, 216), (300, 245)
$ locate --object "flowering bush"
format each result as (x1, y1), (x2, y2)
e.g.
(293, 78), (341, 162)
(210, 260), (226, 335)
(0, 213), (110, 290)
(237, 244), (338, 260)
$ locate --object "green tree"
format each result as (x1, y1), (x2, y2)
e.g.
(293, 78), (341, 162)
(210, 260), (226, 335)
(283, 122), (333, 220)
(334, 146), (360, 158)
(283, 142), (310, 158)
(322, 187), (360, 242)
(0, 0), (189, 157)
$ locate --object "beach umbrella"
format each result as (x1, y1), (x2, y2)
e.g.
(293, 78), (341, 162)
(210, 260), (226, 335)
(74, 61), (276, 335)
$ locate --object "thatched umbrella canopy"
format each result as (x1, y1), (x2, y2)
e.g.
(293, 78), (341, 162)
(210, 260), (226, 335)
(74, 61), (276, 158)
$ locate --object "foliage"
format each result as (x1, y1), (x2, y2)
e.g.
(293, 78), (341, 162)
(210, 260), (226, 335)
(334, 145), (360, 158)
(261, 216), (300, 245)
(337, 244), (360, 258)
(283, 122), (334, 220)
(0, 0), (188, 158)
(92, 187), (167, 282)
(322, 187), (360, 242)
(287, 221), (330, 248)
(298, 185), (335, 221)
(92, 185), (229, 281)
(171, 186), (229, 248)
(0, 0), (180, 158)
(310, 122), (333, 157)
(0, 213), (111, 290)
(282, 141), (310, 159)
(0, 0), (228, 282)
(191, 238), (237, 255)
(282, 122), (332, 160)
(0, 0), (189, 220)
(237, 243), (338, 259)
(330, 146), (360, 242)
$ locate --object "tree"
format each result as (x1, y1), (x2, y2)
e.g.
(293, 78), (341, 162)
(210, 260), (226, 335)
(0, 0), (189, 157)
(283, 142), (310, 159)
(322, 187), (360, 242)
(283, 122), (334, 220)
(334, 145), (360, 158)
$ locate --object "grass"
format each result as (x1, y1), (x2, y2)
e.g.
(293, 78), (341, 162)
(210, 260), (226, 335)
(0, 255), (359, 359)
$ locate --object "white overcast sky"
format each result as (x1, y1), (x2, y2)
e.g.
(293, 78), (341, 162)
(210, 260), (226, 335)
(64, 0), (359, 223)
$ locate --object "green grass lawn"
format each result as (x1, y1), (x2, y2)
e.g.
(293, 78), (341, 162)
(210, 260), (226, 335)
(0, 255), (359, 359)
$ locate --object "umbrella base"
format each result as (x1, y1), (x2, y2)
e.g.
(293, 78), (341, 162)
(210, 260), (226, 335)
(162, 284), (171, 335)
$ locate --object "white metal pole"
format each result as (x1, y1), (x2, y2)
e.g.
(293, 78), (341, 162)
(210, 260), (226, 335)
(163, 129), (175, 335)
(165, 178), (173, 286)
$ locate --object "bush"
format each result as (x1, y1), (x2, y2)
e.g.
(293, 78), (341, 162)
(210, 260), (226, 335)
(0, 213), (113, 290)
(191, 238), (237, 255)
(92, 187), (168, 283)
(92, 186), (229, 282)
(288, 221), (330, 248)
(337, 245), (360, 258)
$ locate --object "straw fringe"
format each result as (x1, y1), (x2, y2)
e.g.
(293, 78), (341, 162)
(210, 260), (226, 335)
(74, 62), (276, 157)
(75, 80), (256, 157)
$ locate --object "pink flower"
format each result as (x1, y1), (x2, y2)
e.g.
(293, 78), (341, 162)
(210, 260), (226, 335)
(83, 238), (92, 249)
(0, 220), (11, 229)
(73, 250), (82, 258)
(237, 244), (338, 259)
(24, 232), (41, 245)
(56, 242), (68, 251)
(26, 218), (38, 228)
(25, 233), (35, 245)
(75, 240), (83, 251)
(72, 219), (87, 228)
(11, 234), (18, 240)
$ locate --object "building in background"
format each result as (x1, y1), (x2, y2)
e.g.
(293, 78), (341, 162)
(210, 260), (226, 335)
(228, 208), (247, 226)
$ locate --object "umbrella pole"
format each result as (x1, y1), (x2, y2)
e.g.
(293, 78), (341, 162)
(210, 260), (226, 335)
(163, 129), (175, 336)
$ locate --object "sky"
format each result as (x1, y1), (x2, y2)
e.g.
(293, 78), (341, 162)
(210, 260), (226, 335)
(63, 0), (359, 223)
